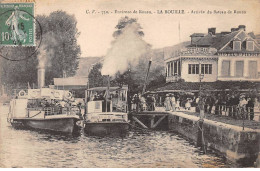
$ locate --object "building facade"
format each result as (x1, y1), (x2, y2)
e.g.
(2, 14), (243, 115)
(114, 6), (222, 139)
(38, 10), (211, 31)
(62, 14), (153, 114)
(165, 25), (260, 83)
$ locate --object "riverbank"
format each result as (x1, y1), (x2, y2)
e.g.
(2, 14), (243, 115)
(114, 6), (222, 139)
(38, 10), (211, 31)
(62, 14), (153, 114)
(167, 110), (260, 167)
(181, 110), (260, 130)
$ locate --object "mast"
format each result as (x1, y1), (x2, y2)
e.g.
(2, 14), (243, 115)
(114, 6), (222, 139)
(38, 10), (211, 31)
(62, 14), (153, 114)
(142, 57), (152, 95)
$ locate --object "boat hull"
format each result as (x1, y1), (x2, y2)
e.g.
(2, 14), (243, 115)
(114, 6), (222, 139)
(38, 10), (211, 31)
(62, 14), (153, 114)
(12, 117), (80, 134)
(84, 122), (129, 135)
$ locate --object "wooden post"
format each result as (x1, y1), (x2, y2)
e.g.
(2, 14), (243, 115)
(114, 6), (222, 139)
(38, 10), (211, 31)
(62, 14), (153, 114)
(132, 116), (148, 129)
(150, 115), (155, 128)
(151, 115), (166, 129)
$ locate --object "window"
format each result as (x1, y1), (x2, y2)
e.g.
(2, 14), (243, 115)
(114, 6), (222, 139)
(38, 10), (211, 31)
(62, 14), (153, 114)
(233, 41), (241, 51)
(246, 41), (254, 51)
(171, 62), (173, 76)
(221, 60), (230, 76)
(235, 61), (244, 77)
(174, 61), (177, 75)
(167, 63), (170, 77)
(249, 61), (257, 78)
(188, 64), (199, 74)
(201, 64), (212, 74)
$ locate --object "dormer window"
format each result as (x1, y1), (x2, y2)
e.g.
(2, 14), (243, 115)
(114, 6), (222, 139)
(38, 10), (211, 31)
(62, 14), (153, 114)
(233, 41), (241, 51)
(246, 41), (254, 51)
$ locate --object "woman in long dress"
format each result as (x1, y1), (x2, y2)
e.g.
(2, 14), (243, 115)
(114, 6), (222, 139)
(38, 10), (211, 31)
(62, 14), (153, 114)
(171, 94), (176, 112)
(164, 94), (171, 111)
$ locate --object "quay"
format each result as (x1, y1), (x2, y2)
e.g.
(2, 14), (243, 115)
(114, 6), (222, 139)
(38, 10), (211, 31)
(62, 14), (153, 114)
(130, 108), (260, 167)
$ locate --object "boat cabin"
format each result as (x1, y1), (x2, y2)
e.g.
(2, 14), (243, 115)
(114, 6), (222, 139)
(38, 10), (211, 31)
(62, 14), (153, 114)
(9, 88), (81, 120)
(85, 86), (128, 113)
(84, 86), (128, 123)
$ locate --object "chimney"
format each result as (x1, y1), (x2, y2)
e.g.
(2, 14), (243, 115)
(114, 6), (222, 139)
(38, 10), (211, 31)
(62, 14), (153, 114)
(208, 27), (216, 35)
(37, 68), (45, 88)
(231, 27), (240, 32)
(238, 25), (246, 31)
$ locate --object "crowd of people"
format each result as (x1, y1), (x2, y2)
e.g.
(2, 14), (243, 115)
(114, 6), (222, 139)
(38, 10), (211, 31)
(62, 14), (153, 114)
(130, 92), (259, 121)
(131, 94), (156, 112)
(201, 93), (257, 120)
(27, 98), (82, 115)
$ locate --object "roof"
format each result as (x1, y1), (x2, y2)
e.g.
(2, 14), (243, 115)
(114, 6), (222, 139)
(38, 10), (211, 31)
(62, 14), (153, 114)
(208, 31), (239, 50)
(54, 77), (88, 86)
(150, 81), (260, 92)
(191, 34), (214, 47)
(189, 30), (260, 52)
(190, 33), (205, 37)
(88, 86), (128, 91)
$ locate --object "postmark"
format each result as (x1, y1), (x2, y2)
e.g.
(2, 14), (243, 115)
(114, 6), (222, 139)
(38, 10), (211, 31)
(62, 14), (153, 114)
(0, 3), (35, 46)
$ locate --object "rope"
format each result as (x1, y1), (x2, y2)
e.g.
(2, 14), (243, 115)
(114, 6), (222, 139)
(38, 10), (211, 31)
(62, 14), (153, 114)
(28, 111), (42, 118)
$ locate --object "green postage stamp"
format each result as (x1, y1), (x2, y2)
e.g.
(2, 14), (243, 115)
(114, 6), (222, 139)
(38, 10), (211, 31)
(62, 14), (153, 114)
(0, 3), (35, 46)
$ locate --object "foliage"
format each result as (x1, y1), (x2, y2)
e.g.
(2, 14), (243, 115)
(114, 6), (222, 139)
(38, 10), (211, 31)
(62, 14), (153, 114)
(0, 11), (81, 88)
(88, 63), (107, 88)
(112, 16), (144, 38)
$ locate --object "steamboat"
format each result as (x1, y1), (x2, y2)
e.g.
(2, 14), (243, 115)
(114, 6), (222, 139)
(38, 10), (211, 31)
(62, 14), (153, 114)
(84, 85), (129, 135)
(7, 68), (82, 134)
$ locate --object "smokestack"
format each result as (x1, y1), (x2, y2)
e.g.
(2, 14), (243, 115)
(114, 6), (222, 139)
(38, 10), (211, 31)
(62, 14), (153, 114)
(37, 68), (45, 88)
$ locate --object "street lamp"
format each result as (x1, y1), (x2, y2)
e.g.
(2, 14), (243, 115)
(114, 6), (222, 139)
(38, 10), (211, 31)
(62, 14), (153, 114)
(199, 73), (204, 97)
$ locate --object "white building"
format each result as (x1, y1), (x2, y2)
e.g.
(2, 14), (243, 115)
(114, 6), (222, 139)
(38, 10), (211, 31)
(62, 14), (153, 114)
(165, 25), (260, 83)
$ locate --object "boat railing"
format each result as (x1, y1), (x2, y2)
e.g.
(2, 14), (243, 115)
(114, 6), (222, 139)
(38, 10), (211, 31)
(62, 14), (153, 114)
(27, 106), (80, 116)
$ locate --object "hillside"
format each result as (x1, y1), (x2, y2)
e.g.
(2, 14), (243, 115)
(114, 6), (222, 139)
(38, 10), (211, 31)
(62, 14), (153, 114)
(75, 41), (191, 77)
(75, 57), (102, 77)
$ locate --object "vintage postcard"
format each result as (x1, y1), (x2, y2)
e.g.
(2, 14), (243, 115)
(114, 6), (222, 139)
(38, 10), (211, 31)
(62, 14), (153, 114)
(0, 0), (259, 168)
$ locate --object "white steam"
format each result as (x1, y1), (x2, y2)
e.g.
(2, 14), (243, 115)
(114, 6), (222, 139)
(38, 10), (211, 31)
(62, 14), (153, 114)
(37, 32), (56, 69)
(101, 22), (150, 76)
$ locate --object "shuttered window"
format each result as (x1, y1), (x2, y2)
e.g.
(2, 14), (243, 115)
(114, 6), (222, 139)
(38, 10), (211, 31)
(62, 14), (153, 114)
(221, 60), (230, 76)
(233, 41), (241, 51)
(246, 41), (254, 51)
(249, 61), (258, 78)
(235, 61), (244, 77)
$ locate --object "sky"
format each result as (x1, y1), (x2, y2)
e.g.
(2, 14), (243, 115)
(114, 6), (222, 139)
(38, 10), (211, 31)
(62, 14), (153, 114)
(33, 0), (260, 57)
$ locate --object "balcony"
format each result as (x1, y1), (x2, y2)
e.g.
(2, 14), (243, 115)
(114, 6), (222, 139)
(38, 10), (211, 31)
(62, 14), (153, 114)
(166, 75), (181, 83)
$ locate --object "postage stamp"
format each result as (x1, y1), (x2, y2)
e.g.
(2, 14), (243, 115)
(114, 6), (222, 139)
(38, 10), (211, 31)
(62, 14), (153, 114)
(0, 3), (35, 46)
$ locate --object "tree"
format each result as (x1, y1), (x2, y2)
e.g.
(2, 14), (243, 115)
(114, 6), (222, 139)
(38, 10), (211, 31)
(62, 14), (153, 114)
(88, 63), (107, 88)
(0, 11), (81, 88)
(113, 16), (144, 38)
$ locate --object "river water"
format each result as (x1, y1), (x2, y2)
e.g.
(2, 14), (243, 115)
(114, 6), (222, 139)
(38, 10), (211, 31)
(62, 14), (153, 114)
(0, 104), (237, 168)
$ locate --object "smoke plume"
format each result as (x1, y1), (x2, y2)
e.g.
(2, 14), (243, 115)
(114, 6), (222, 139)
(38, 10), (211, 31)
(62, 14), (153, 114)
(101, 22), (150, 76)
(37, 32), (57, 69)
